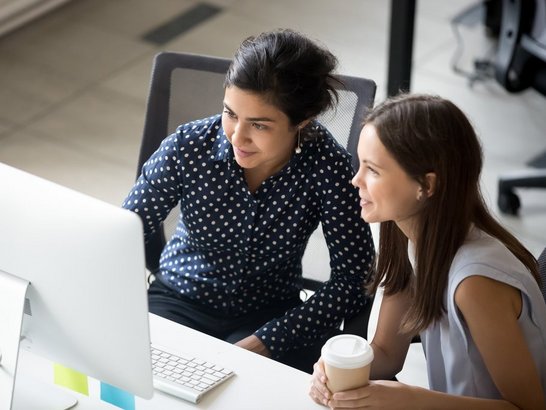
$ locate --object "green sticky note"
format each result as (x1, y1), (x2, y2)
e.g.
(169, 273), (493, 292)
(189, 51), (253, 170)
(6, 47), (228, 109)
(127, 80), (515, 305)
(100, 382), (135, 410)
(53, 363), (89, 396)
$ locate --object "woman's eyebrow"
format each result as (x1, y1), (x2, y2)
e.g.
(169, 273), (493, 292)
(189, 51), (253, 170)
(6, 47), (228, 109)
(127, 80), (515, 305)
(222, 102), (275, 122)
(362, 159), (384, 169)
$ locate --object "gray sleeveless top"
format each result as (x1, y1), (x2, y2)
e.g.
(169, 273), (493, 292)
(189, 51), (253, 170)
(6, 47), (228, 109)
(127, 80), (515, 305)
(412, 228), (546, 399)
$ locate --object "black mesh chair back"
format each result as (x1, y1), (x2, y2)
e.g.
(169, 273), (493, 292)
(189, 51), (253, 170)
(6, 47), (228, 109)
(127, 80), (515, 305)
(136, 51), (377, 336)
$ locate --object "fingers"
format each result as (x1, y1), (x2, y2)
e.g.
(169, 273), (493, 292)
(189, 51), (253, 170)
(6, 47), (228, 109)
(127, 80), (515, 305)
(309, 385), (329, 407)
(313, 360), (327, 382)
(332, 385), (371, 401)
(309, 379), (332, 407)
(310, 360), (332, 406)
(328, 385), (372, 409)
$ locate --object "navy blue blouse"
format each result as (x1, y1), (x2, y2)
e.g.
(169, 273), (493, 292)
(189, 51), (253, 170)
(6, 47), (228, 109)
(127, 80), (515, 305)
(123, 115), (375, 357)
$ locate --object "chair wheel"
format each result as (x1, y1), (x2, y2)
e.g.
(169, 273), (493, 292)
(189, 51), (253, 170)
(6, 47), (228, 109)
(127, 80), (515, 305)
(498, 190), (520, 215)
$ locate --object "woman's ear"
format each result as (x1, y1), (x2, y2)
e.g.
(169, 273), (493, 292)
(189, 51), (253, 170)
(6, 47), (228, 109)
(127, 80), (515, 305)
(423, 172), (437, 198)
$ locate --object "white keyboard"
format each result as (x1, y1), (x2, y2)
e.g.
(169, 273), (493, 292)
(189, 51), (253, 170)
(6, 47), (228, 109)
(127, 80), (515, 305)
(151, 344), (235, 404)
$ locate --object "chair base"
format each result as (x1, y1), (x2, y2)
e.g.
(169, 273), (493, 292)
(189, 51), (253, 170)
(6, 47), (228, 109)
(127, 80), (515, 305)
(497, 168), (546, 215)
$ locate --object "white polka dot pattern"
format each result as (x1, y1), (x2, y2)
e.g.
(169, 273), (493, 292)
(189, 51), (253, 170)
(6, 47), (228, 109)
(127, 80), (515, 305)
(123, 115), (374, 357)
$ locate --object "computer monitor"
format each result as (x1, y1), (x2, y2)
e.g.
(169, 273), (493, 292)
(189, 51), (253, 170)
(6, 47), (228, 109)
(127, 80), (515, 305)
(0, 162), (154, 409)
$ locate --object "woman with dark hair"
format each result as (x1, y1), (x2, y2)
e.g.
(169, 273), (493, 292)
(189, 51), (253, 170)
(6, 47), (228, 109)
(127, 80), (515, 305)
(123, 29), (375, 372)
(310, 94), (546, 408)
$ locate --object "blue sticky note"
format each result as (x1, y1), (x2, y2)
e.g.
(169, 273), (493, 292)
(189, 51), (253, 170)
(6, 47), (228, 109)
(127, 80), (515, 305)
(100, 382), (135, 410)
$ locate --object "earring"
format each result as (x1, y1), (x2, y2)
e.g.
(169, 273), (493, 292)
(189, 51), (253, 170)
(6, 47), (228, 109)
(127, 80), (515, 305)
(417, 190), (423, 201)
(295, 128), (302, 154)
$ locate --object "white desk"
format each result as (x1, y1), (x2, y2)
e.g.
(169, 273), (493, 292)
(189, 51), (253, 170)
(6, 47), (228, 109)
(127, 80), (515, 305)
(18, 313), (322, 409)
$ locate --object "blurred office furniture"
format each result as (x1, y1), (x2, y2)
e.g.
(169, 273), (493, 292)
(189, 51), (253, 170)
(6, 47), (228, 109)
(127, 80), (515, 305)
(136, 51), (377, 337)
(450, 1), (501, 86)
(495, 0), (546, 215)
(387, 0), (417, 96)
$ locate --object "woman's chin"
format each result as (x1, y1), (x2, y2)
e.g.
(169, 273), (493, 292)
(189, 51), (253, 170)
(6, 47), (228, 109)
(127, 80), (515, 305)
(235, 157), (253, 168)
(360, 210), (378, 224)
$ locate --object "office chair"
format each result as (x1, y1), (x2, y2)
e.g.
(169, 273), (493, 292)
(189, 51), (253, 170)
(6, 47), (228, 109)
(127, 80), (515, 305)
(495, 0), (546, 215)
(136, 51), (377, 337)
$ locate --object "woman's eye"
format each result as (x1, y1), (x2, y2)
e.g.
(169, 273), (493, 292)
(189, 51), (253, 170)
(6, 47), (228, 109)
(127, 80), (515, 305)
(223, 109), (236, 118)
(252, 122), (267, 130)
(367, 166), (378, 175)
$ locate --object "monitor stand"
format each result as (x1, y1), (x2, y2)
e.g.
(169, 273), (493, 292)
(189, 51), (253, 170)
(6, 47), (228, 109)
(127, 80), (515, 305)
(12, 374), (78, 410)
(0, 271), (77, 410)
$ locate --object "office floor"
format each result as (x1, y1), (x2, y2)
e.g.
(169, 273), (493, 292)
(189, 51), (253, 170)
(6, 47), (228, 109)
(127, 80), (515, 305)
(1, 0), (545, 388)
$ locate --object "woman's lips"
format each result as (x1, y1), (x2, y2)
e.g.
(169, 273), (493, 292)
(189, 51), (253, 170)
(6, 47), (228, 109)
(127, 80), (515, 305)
(234, 147), (256, 158)
(360, 198), (371, 207)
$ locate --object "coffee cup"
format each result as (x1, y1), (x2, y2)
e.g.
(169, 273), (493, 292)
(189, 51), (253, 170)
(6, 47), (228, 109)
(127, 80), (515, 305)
(321, 334), (374, 393)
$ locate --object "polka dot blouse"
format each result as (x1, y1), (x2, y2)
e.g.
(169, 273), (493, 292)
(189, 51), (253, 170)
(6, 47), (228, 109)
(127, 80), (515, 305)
(123, 115), (375, 357)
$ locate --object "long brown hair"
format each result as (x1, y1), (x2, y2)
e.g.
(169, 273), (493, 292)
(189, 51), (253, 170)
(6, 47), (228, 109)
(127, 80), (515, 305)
(367, 94), (539, 334)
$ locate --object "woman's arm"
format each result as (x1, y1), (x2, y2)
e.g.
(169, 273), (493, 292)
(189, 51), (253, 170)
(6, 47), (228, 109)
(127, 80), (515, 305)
(122, 131), (184, 240)
(312, 277), (545, 409)
(351, 276), (545, 410)
(254, 148), (376, 357)
(369, 289), (415, 379)
(328, 283), (546, 410)
(308, 151), (376, 330)
(454, 275), (545, 410)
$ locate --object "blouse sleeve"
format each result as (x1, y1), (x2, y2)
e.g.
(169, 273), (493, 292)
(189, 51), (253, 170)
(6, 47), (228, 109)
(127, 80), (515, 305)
(122, 130), (184, 242)
(254, 144), (375, 357)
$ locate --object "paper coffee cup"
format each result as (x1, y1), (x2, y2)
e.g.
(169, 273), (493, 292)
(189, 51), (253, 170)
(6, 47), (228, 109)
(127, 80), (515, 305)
(321, 334), (374, 393)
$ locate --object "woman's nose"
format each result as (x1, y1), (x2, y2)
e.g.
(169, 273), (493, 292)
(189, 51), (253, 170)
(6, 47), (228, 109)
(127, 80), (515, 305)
(351, 169), (364, 189)
(351, 172), (359, 188)
(231, 123), (248, 145)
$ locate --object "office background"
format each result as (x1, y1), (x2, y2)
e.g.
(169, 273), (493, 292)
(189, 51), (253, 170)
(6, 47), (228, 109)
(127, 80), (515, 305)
(1, 0), (545, 250)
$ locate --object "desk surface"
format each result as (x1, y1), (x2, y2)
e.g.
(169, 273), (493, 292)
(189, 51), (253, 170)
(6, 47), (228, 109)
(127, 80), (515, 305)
(18, 313), (322, 409)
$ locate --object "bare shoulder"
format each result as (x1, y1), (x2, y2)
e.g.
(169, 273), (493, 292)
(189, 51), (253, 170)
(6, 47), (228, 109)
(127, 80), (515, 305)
(454, 275), (522, 318)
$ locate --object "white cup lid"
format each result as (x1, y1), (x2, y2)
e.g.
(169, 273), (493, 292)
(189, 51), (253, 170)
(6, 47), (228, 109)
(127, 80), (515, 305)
(321, 334), (374, 369)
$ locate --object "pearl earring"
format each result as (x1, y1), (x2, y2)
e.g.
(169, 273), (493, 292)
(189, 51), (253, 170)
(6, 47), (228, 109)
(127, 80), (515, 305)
(295, 128), (302, 154)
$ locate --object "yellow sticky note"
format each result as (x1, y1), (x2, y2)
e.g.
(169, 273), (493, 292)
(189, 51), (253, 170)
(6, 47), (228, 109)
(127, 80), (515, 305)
(53, 363), (89, 396)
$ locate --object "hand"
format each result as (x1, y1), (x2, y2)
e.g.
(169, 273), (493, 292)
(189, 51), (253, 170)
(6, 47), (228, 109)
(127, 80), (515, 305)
(234, 334), (271, 357)
(309, 359), (332, 407)
(328, 380), (419, 410)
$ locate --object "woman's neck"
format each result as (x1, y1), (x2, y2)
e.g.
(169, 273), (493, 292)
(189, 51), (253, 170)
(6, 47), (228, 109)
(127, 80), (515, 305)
(396, 218), (418, 244)
(243, 154), (291, 193)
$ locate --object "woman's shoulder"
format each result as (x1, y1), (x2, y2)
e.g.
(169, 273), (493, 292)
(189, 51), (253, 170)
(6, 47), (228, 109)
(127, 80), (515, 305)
(306, 121), (352, 163)
(175, 114), (223, 141)
(452, 229), (518, 268)
(449, 228), (534, 293)
(161, 114), (225, 159)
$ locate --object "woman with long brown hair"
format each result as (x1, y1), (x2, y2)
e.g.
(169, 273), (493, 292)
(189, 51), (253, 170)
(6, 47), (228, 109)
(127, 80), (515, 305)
(310, 93), (546, 409)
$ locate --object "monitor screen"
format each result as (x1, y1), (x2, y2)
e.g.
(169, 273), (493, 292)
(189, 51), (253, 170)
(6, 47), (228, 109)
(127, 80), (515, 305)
(0, 162), (153, 409)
